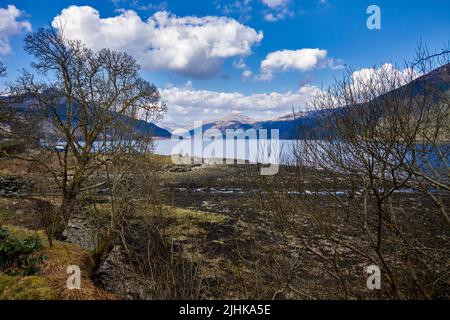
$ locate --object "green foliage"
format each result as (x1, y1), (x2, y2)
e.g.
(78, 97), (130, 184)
(0, 227), (45, 275)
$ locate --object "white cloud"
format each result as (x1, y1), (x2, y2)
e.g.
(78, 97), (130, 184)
(351, 63), (419, 86)
(258, 48), (331, 80)
(263, 9), (293, 22)
(261, 0), (293, 22)
(173, 105), (189, 115)
(160, 84), (322, 125)
(0, 5), (31, 55)
(234, 58), (253, 80)
(349, 63), (421, 96)
(217, 0), (253, 22)
(233, 58), (248, 70)
(262, 0), (289, 9)
(52, 6), (263, 78)
(242, 70), (253, 79)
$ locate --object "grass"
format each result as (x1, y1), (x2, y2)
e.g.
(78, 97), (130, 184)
(167, 206), (230, 224)
(155, 205), (230, 240)
(0, 224), (45, 239)
(0, 199), (28, 227)
(0, 225), (59, 299)
(0, 157), (47, 177)
(0, 203), (7, 221)
(37, 241), (115, 300)
(0, 198), (49, 230)
(0, 274), (59, 300)
(146, 154), (174, 166)
(0, 191), (231, 299)
(153, 206), (270, 299)
(0, 223), (115, 300)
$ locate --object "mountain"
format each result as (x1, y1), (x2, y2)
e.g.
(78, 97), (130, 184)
(2, 96), (172, 139)
(159, 122), (191, 132)
(188, 114), (256, 136)
(131, 119), (171, 138)
(253, 112), (319, 139)
(187, 112), (319, 139)
(183, 63), (449, 139)
(200, 113), (255, 131)
(214, 113), (256, 124)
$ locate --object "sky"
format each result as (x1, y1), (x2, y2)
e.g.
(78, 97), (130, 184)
(0, 0), (449, 127)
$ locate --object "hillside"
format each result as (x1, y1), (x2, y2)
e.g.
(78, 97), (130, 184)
(183, 63), (450, 139)
(1, 97), (172, 139)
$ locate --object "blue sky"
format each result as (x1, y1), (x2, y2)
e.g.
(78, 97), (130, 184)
(0, 0), (449, 126)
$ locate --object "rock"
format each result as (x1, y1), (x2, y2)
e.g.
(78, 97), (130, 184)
(168, 166), (192, 173)
(0, 176), (33, 197)
(63, 218), (97, 250)
(95, 246), (154, 300)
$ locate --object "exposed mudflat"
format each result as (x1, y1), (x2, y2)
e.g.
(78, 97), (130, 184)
(1, 158), (449, 299)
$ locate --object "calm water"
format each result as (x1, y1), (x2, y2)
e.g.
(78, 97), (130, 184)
(153, 138), (293, 164)
(153, 139), (450, 174)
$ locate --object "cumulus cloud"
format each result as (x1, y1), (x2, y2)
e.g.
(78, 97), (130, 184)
(160, 83), (322, 124)
(0, 5), (31, 55)
(349, 63), (421, 97)
(258, 48), (334, 80)
(52, 6), (263, 78)
(351, 63), (420, 86)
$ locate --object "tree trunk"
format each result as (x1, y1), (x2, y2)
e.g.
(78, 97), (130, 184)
(91, 228), (117, 273)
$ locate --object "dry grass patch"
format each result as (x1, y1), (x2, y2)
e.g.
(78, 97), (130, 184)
(0, 225), (115, 300)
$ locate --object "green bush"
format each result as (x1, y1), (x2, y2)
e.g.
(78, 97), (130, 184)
(0, 227), (45, 275)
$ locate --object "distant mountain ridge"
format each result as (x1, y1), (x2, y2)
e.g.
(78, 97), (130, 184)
(5, 63), (448, 140)
(183, 63), (450, 139)
(185, 112), (321, 139)
(2, 96), (172, 139)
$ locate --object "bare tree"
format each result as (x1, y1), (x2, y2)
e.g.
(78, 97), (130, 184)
(0, 61), (5, 77)
(8, 27), (166, 245)
(256, 46), (449, 299)
(0, 60), (11, 137)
